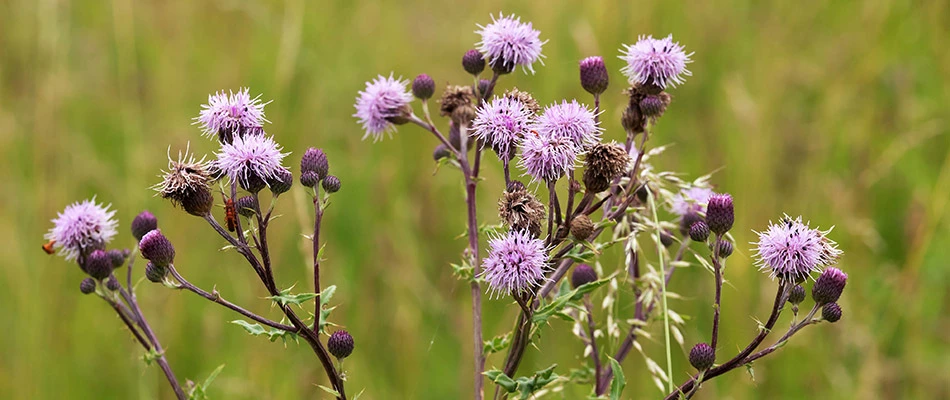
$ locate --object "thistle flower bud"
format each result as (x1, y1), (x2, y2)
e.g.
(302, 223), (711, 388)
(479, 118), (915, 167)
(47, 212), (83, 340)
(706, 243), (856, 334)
(689, 221), (710, 242)
(328, 330), (355, 359)
(240, 171), (267, 193)
(105, 276), (121, 291)
(498, 187), (545, 237)
(788, 284), (806, 305)
(411, 74), (436, 100)
(636, 184), (649, 204)
(715, 239), (734, 258)
(107, 249), (126, 268)
(660, 230), (675, 247)
(680, 210), (702, 237)
(462, 49), (486, 76)
(579, 56), (609, 95)
(139, 230), (175, 267)
(571, 264), (598, 289)
(433, 144), (451, 161)
(621, 103), (645, 134)
(80, 278), (96, 295)
(301, 148), (329, 179)
(131, 211), (158, 241)
(322, 175), (341, 193)
(705, 194), (734, 235)
(812, 267), (847, 305)
(235, 196), (257, 218)
(268, 169), (293, 195)
(300, 171), (319, 188)
(822, 302), (842, 323)
(583, 143), (630, 193)
(639, 93), (671, 118)
(570, 215), (594, 241)
(145, 261), (167, 283)
(84, 249), (113, 280)
(689, 342), (715, 370)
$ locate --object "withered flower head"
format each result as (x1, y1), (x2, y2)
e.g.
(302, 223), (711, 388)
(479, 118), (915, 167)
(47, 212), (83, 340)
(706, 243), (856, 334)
(503, 87), (541, 115)
(583, 142), (630, 193)
(498, 185), (546, 237)
(439, 85), (476, 125)
(153, 145), (215, 216)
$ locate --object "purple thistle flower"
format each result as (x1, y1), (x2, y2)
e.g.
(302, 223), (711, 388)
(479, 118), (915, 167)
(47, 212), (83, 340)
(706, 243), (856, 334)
(195, 88), (269, 139)
(534, 100), (602, 150)
(473, 96), (533, 160)
(476, 13), (546, 74)
(519, 131), (579, 182)
(753, 216), (841, 282)
(45, 198), (118, 262)
(620, 34), (693, 89)
(670, 186), (714, 216)
(215, 134), (289, 190)
(354, 73), (414, 141)
(480, 230), (548, 298)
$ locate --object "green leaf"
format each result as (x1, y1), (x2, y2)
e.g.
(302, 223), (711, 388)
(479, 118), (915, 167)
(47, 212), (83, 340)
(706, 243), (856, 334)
(231, 320), (300, 345)
(533, 278), (610, 325)
(141, 348), (162, 366)
(608, 357), (625, 400)
(267, 285), (319, 307)
(188, 364), (225, 400)
(317, 285), (338, 334)
(316, 385), (341, 397)
(514, 364), (559, 399)
(483, 333), (512, 355)
(485, 369), (518, 393)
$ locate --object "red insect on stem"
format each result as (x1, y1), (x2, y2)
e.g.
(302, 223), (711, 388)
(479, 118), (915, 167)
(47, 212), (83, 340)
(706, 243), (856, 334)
(224, 196), (237, 232)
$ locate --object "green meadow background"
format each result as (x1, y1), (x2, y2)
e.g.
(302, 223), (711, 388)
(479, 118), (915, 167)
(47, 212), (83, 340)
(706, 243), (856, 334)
(2, 0), (949, 398)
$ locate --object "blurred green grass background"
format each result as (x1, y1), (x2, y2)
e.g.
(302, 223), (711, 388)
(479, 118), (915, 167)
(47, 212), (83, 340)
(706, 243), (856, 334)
(2, 0), (949, 398)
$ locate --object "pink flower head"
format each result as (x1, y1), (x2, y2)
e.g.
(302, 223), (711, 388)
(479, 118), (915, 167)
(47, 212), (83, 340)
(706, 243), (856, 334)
(195, 88), (269, 139)
(354, 74), (414, 141)
(670, 186), (714, 216)
(214, 134), (289, 189)
(534, 100), (602, 150)
(753, 216), (842, 282)
(46, 198), (118, 261)
(480, 230), (548, 298)
(476, 13), (546, 74)
(620, 34), (693, 89)
(519, 130), (579, 182)
(473, 96), (534, 160)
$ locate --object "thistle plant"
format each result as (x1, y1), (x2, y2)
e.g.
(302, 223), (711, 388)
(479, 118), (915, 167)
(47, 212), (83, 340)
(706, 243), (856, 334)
(45, 90), (354, 399)
(42, 11), (851, 400)
(354, 12), (849, 400)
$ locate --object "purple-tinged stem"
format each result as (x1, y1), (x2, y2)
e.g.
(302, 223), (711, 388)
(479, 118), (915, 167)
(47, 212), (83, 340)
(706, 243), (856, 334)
(664, 283), (790, 400)
(311, 186), (325, 332)
(166, 265), (294, 331)
(583, 296), (603, 386)
(457, 122), (485, 400)
(117, 285), (187, 400)
(710, 234), (724, 352)
(595, 242), (686, 395)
